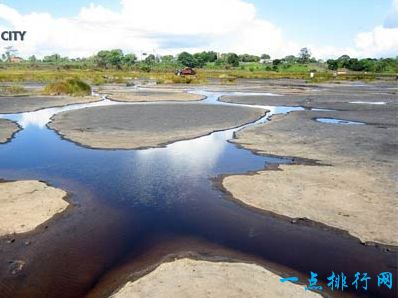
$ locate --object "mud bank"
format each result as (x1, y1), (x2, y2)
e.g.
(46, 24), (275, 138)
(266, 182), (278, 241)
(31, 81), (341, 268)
(223, 101), (397, 245)
(0, 95), (100, 114)
(0, 119), (20, 143)
(220, 80), (397, 109)
(111, 258), (321, 298)
(101, 89), (205, 102)
(48, 103), (266, 149)
(0, 180), (69, 236)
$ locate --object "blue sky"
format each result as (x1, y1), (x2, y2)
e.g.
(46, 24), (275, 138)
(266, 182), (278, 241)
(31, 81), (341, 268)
(255, 0), (394, 46)
(0, 0), (397, 58)
(0, 0), (121, 17)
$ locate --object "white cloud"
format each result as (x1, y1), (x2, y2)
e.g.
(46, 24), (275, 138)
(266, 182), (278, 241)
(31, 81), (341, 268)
(0, 1), (297, 58)
(354, 26), (398, 57)
(119, 0), (257, 35)
(0, 1), (397, 59)
(308, 26), (397, 59)
(313, 0), (398, 59)
(311, 26), (398, 59)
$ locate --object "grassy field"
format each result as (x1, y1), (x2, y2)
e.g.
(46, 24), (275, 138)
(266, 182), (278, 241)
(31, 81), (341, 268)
(0, 64), (396, 87)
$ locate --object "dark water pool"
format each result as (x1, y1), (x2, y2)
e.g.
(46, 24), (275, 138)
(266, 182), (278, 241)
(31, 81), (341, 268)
(0, 91), (396, 298)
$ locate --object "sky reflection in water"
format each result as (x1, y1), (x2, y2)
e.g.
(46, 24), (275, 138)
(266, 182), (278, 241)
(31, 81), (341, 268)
(0, 91), (302, 208)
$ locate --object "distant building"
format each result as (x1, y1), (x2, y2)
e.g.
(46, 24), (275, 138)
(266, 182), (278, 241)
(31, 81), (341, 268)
(9, 56), (23, 63)
(260, 58), (271, 64)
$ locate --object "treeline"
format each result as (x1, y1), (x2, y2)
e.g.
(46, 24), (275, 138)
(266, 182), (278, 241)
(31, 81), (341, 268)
(326, 55), (397, 73)
(1, 46), (397, 73)
(25, 50), (267, 69)
(0, 47), (318, 69)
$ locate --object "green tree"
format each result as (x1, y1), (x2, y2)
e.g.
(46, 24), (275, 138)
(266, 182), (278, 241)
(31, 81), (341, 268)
(94, 49), (124, 68)
(122, 53), (137, 66)
(161, 55), (174, 63)
(203, 51), (218, 62)
(193, 53), (207, 67)
(239, 54), (260, 62)
(359, 58), (376, 72)
(214, 58), (224, 66)
(347, 58), (363, 71)
(107, 49), (124, 67)
(326, 59), (338, 70)
(95, 50), (110, 68)
(337, 55), (351, 68)
(3, 46), (17, 61)
(283, 55), (297, 64)
(376, 58), (397, 73)
(261, 54), (271, 60)
(144, 54), (157, 64)
(298, 47), (311, 63)
(177, 52), (197, 68)
(28, 55), (37, 63)
(226, 53), (240, 67)
(43, 54), (63, 63)
(193, 51), (218, 64)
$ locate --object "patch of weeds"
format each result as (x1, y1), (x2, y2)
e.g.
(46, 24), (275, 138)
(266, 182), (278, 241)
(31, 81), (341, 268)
(43, 79), (91, 96)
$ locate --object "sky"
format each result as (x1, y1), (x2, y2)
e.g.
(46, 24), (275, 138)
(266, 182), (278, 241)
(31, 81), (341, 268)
(0, 0), (397, 59)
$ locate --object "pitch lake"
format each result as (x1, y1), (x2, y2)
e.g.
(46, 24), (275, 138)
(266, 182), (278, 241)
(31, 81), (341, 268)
(0, 90), (396, 298)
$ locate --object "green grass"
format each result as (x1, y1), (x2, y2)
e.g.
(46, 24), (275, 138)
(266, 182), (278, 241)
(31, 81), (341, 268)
(43, 79), (92, 96)
(0, 65), (395, 86)
(154, 73), (208, 84)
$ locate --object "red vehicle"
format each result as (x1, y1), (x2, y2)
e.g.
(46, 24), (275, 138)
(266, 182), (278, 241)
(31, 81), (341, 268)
(176, 67), (196, 76)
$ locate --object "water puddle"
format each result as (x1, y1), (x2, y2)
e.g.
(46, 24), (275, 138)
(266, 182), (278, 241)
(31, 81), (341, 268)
(0, 91), (395, 298)
(349, 101), (387, 105)
(309, 108), (336, 112)
(316, 117), (365, 125)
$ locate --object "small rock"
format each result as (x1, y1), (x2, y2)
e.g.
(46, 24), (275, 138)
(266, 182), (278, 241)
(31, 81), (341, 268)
(8, 260), (25, 275)
(361, 241), (376, 247)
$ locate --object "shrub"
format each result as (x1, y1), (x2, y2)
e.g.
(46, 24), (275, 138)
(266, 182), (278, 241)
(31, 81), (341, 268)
(43, 79), (91, 96)
(171, 76), (194, 84)
(91, 76), (106, 85)
(140, 65), (151, 72)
